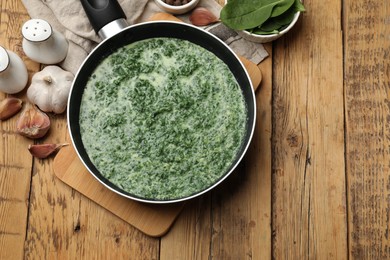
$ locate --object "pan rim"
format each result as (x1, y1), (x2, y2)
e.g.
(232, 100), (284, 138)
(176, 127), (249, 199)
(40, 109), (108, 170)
(67, 21), (257, 204)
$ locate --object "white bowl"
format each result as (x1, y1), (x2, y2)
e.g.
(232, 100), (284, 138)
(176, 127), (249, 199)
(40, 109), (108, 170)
(237, 11), (301, 43)
(154, 0), (200, 15)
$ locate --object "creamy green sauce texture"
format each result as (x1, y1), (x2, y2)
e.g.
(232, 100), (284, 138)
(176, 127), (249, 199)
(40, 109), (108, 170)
(79, 38), (247, 200)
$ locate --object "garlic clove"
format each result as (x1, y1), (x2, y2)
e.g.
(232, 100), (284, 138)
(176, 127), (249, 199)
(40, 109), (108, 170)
(28, 143), (68, 159)
(0, 97), (23, 120)
(16, 105), (51, 139)
(189, 7), (219, 26)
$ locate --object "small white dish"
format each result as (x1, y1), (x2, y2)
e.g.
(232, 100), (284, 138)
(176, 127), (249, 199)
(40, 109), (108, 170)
(237, 11), (301, 43)
(154, 0), (200, 15)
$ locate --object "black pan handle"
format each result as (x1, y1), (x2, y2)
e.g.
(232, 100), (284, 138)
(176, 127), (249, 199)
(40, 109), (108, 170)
(80, 0), (127, 34)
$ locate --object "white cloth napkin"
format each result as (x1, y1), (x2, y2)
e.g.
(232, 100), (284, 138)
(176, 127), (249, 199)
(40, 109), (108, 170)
(21, 0), (268, 75)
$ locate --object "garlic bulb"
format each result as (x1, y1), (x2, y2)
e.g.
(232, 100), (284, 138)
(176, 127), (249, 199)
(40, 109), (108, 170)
(27, 66), (73, 114)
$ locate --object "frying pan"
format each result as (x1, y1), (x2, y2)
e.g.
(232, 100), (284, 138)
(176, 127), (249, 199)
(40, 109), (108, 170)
(68, 0), (256, 203)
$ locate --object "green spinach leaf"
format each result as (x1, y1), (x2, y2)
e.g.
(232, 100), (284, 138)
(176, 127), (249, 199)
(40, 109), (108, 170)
(221, 0), (286, 30)
(249, 28), (280, 35)
(294, 0), (306, 12)
(270, 0), (295, 17)
(221, 0), (305, 33)
(258, 1), (297, 32)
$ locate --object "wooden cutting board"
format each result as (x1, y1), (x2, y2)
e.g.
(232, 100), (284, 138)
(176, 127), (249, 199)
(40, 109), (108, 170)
(53, 13), (262, 237)
(53, 145), (185, 237)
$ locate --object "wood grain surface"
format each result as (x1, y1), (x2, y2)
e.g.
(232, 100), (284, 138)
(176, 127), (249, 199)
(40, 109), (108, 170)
(0, 1), (37, 259)
(272, 0), (347, 258)
(344, 0), (390, 259)
(0, 0), (389, 259)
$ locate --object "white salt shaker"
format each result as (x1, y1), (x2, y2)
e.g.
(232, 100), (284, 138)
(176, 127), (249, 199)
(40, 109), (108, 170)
(0, 46), (28, 94)
(22, 19), (68, 64)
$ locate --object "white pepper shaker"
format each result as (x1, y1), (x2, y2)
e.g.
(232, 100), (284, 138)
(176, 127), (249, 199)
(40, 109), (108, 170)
(22, 19), (68, 64)
(0, 46), (28, 94)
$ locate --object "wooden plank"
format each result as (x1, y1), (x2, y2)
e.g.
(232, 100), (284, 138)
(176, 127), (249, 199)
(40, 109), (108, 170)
(255, 43), (273, 259)
(271, 0), (347, 258)
(0, 1), (36, 259)
(160, 196), (213, 259)
(344, 0), (390, 258)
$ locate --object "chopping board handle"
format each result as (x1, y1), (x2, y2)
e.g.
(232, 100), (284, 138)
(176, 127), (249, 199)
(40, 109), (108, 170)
(80, 0), (127, 36)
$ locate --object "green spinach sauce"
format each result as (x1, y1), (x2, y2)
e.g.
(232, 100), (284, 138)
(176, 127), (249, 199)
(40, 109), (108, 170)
(79, 38), (247, 200)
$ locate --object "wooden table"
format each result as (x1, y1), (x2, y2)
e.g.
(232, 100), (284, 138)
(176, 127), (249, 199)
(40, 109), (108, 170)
(1, 0), (388, 259)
